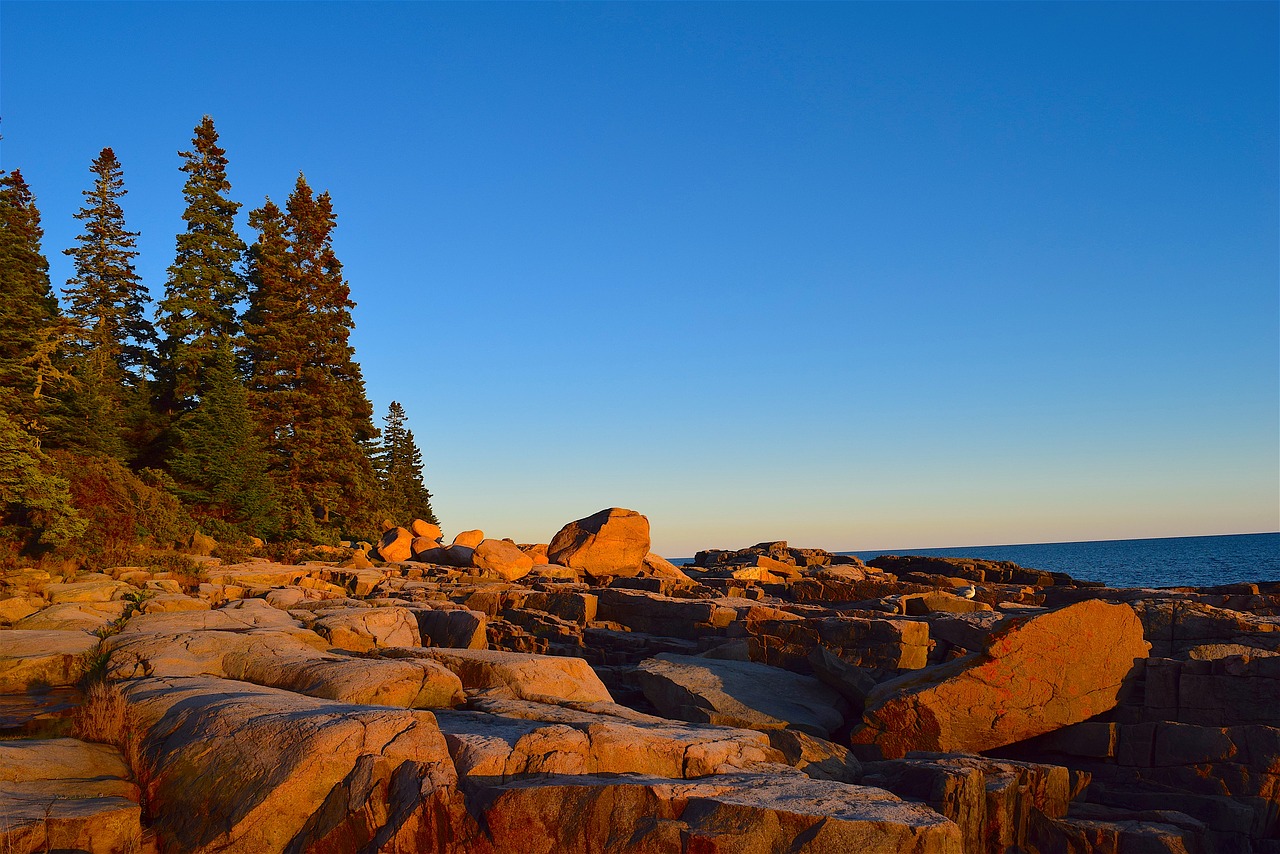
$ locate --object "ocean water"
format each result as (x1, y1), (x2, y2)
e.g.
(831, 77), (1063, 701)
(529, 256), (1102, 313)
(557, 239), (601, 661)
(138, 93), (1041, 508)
(844, 532), (1280, 589)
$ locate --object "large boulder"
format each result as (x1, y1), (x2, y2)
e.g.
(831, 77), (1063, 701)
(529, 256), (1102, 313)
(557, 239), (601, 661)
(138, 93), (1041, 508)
(121, 676), (458, 852)
(636, 653), (850, 738)
(453, 529), (485, 548)
(850, 600), (1150, 758)
(410, 519), (443, 540)
(547, 508), (650, 578)
(472, 539), (535, 581)
(375, 526), (414, 562)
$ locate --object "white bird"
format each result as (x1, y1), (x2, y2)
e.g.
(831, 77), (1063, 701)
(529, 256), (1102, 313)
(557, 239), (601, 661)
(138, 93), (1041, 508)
(957, 585), (978, 600)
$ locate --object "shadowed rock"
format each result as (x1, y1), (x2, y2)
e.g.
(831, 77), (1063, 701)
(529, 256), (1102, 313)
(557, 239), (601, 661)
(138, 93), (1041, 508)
(636, 653), (850, 738)
(0, 739), (142, 854)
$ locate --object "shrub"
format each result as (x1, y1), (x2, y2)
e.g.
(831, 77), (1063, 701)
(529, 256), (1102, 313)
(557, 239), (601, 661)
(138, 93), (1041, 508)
(211, 541), (259, 566)
(53, 452), (194, 561)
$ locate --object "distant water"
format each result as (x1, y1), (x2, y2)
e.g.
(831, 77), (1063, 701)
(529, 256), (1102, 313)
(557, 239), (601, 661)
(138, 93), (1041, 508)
(668, 533), (1280, 589)
(845, 532), (1280, 589)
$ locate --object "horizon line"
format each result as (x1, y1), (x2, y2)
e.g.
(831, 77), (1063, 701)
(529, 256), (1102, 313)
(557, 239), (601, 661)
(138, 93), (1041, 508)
(658, 530), (1280, 560)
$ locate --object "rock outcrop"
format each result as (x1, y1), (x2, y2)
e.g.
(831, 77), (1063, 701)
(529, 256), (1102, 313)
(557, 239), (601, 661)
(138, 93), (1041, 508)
(1, 523), (1275, 853)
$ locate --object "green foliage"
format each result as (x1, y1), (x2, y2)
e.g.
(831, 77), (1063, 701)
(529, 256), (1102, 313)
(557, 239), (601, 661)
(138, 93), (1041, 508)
(55, 452), (194, 558)
(0, 410), (87, 554)
(211, 539), (260, 566)
(167, 337), (277, 534)
(245, 176), (386, 537)
(155, 117), (247, 414)
(378, 401), (438, 525)
(144, 551), (199, 575)
(0, 169), (64, 434)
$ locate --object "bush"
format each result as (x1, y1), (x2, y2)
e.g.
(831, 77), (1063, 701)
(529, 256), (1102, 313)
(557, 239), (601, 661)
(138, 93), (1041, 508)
(145, 552), (205, 593)
(211, 541), (259, 566)
(53, 453), (195, 561)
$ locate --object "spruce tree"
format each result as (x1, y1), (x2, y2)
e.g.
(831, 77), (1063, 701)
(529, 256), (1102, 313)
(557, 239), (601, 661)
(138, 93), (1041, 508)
(0, 170), (64, 435)
(154, 117), (246, 413)
(167, 337), (276, 534)
(61, 148), (157, 458)
(379, 401), (437, 525)
(245, 176), (384, 537)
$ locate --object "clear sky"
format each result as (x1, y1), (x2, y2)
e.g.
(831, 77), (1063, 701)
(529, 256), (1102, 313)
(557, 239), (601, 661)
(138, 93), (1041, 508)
(2, 2), (1277, 556)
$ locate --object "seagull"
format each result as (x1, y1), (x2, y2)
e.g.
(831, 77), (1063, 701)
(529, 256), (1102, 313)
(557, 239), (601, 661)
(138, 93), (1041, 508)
(957, 585), (978, 600)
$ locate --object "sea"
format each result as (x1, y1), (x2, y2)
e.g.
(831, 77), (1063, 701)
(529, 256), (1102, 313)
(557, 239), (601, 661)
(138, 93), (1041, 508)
(672, 532), (1280, 589)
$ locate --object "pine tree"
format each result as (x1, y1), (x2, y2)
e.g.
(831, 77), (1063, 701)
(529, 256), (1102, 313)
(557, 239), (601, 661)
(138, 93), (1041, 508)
(60, 148), (157, 459)
(378, 401), (437, 525)
(0, 170), (65, 435)
(245, 176), (385, 537)
(167, 337), (276, 534)
(154, 117), (246, 414)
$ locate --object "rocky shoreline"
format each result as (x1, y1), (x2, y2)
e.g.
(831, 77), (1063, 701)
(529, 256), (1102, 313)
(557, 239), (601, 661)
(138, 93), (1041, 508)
(1, 507), (1276, 853)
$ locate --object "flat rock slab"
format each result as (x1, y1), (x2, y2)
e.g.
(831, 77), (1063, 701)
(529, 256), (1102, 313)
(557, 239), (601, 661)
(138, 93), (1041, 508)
(0, 738), (142, 854)
(44, 580), (135, 604)
(465, 772), (963, 854)
(109, 628), (463, 708)
(0, 629), (98, 691)
(119, 599), (302, 634)
(123, 675), (458, 853)
(434, 704), (783, 781)
(850, 600), (1150, 758)
(13, 601), (126, 632)
(401, 648), (613, 704)
(636, 653), (850, 738)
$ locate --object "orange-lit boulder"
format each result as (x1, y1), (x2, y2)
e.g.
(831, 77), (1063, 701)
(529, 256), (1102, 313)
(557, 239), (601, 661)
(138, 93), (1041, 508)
(375, 526), (414, 562)
(472, 539), (535, 581)
(850, 600), (1150, 758)
(453, 529), (485, 548)
(547, 508), (650, 578)
(410, 519), (443, 540)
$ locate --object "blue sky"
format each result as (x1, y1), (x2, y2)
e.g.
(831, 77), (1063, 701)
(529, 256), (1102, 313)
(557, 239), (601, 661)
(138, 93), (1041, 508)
(2, 2), (1276, 555)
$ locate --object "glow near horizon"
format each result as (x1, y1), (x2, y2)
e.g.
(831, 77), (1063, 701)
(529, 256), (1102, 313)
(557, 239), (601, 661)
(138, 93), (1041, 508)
(1, 2), (1276, 556)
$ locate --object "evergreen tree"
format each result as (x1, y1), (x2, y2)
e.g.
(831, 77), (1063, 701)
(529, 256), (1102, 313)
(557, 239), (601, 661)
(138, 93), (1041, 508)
(167, 337), (276, 534)
(378, 401), (437, 525)
(0, 170), (64, 434)
(154, 117), (246, 413)
(245, 176), (384, 537)
(63, 148), (155, 376)
(60, 148), (157, 459)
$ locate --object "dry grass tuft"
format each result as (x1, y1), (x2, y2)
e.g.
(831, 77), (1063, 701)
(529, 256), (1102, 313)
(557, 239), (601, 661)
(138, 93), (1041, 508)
(71, 679), (157, 823)
(72, 679), (130, 746)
